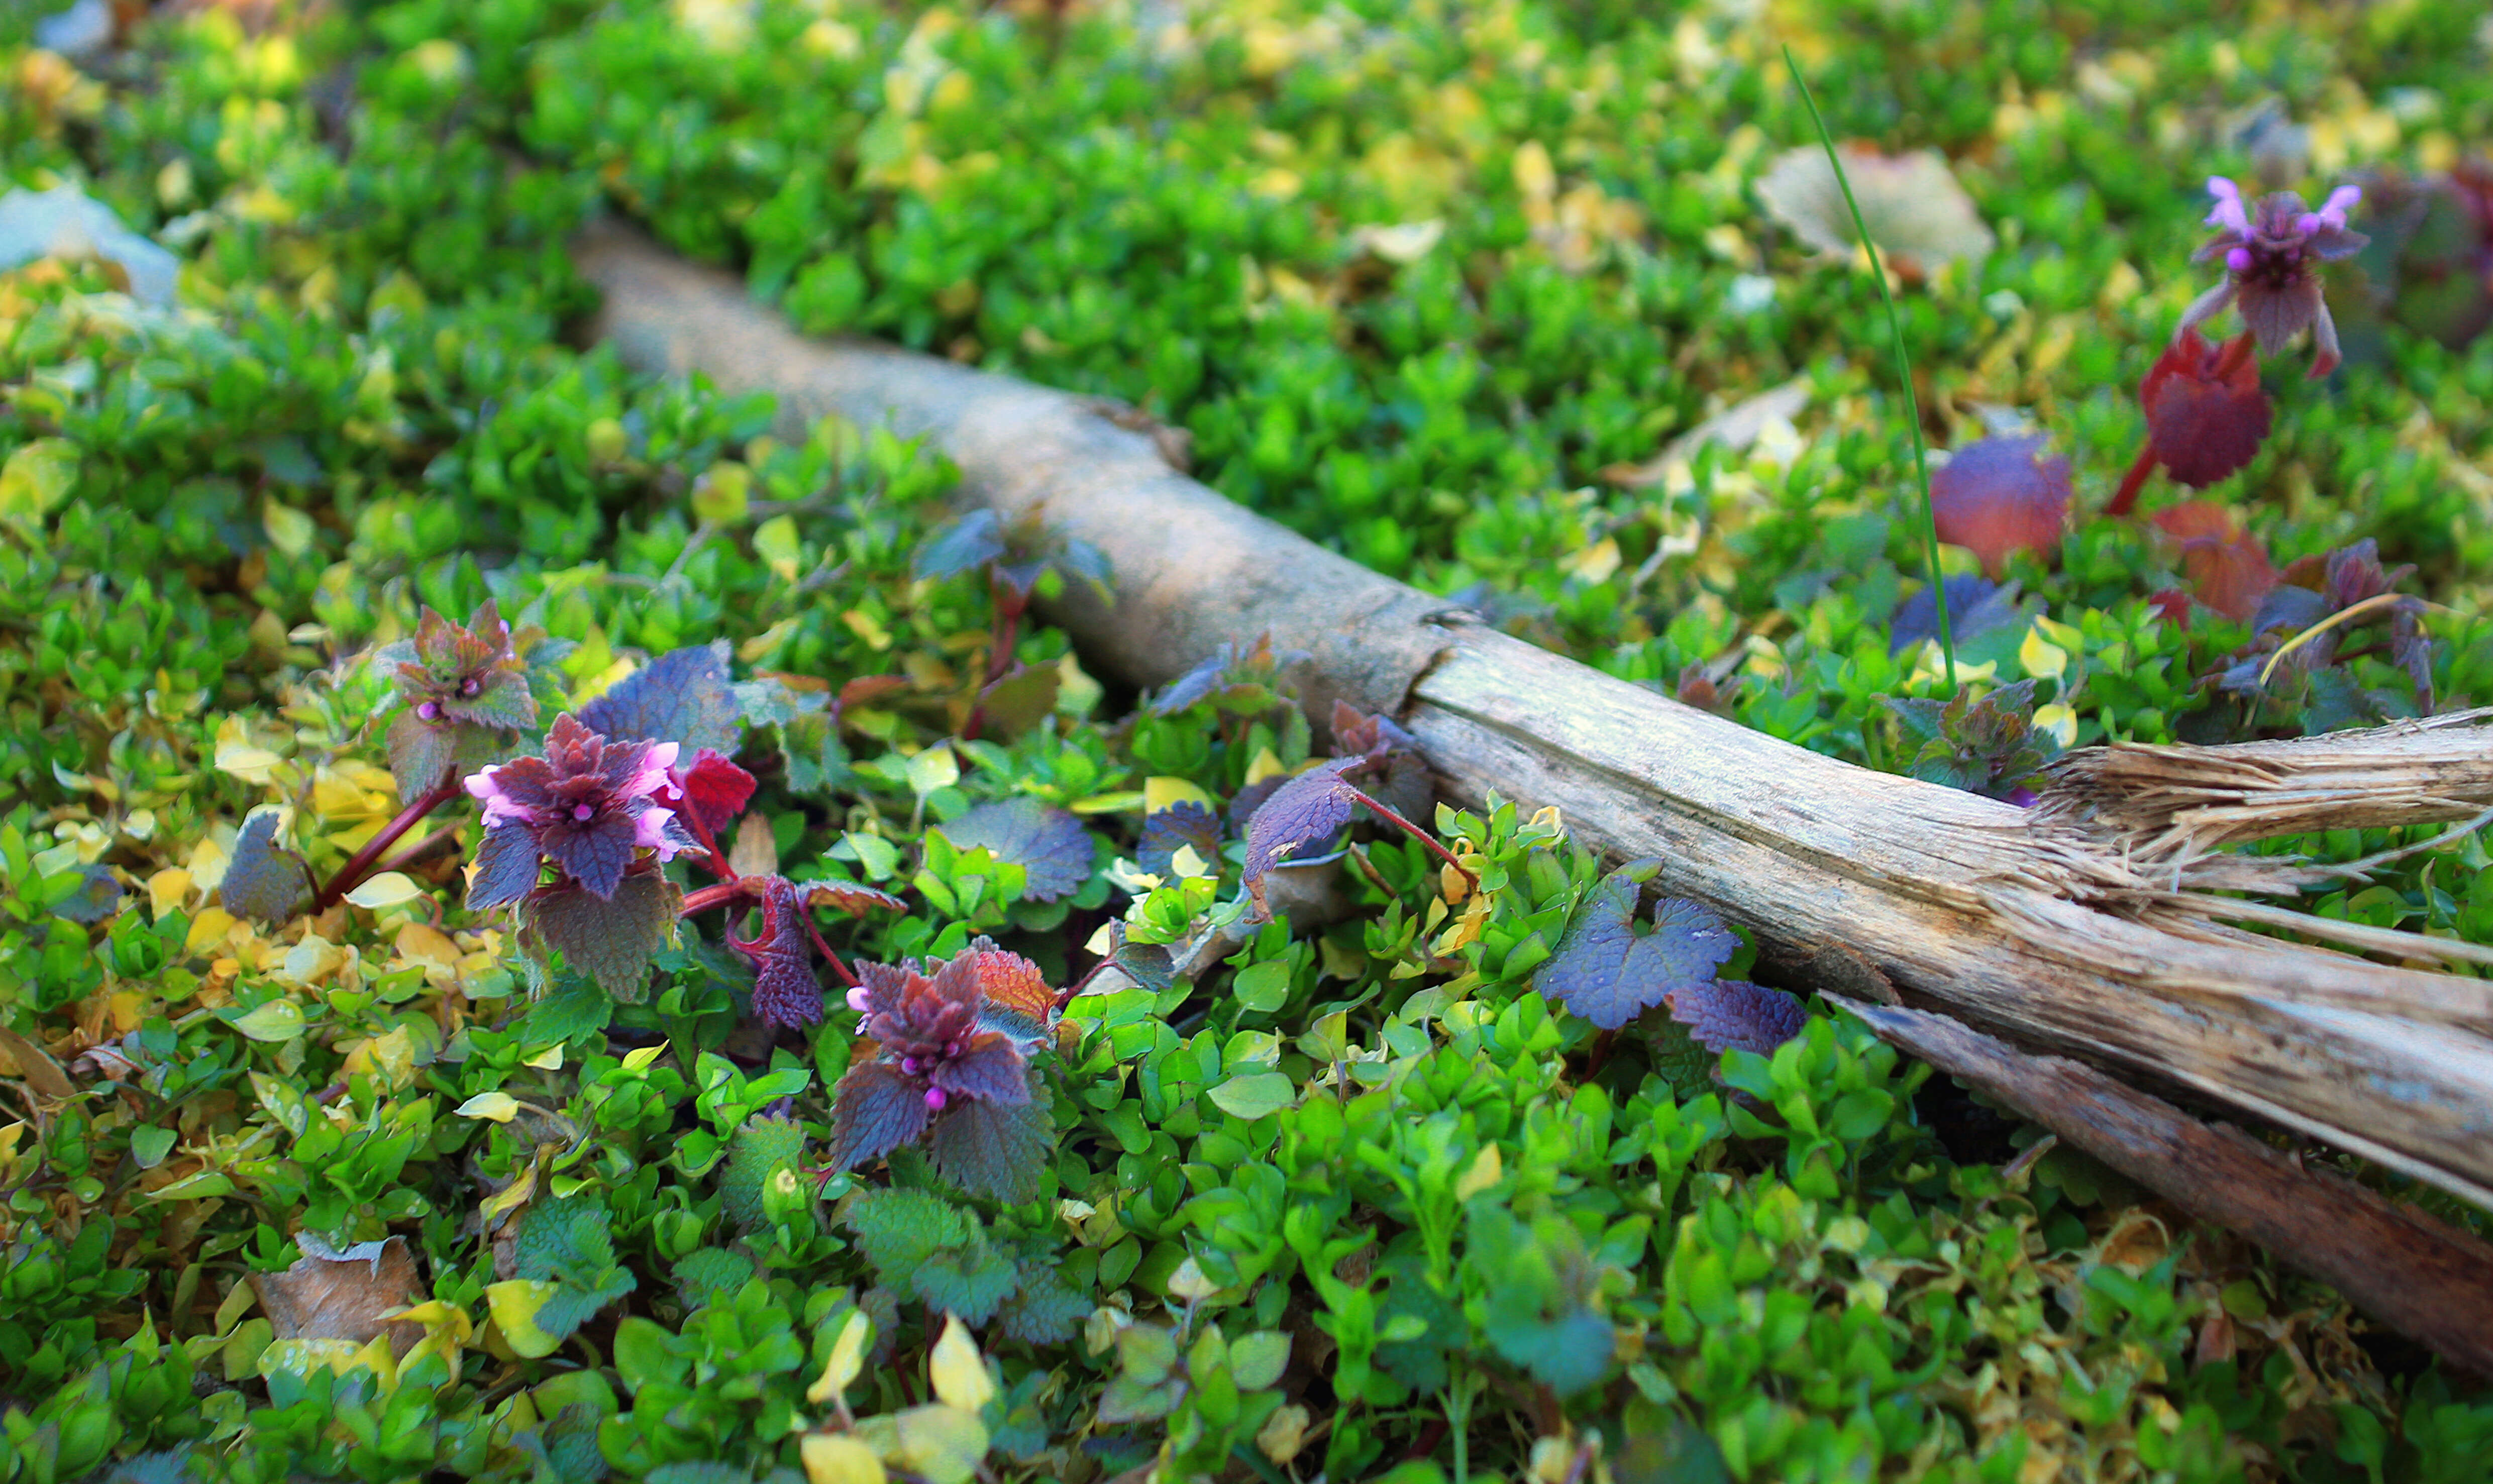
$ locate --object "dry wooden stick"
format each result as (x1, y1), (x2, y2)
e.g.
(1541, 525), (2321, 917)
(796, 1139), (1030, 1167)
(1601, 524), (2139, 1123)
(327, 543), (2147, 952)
(1823, 994), (2493, 1377)
(575, 221), (2493, 1214)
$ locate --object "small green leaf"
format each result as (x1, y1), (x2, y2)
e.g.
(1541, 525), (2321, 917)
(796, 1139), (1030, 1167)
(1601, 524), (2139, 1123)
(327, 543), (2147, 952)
(1206, 1072), (1297, 1121)
(227, 999), (305, 1043)
(1229, 1330), (1292, 1391)
(128, 1125), (178, 1170)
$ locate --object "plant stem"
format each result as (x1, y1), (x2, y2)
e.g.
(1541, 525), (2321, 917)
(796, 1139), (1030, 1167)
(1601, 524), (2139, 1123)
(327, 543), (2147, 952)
(675, 793), (736, 882)
(313, 778), (461, 912)
(799, 913), (862, 990)
(1783, 46), (1952, 689)
(1342, 785), (1477, 893)
(2107, 442), (2157, 518)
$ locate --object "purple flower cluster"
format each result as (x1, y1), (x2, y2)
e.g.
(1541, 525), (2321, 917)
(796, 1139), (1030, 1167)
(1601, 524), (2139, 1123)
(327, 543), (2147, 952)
(463, 713), (700, 907)
(2177, 177), (2368, 378)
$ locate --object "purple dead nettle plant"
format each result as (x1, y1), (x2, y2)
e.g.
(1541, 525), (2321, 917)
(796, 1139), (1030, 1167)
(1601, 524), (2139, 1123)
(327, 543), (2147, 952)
(827, 938), (1060, 1202)
(463, 713), (699, 908)
(2180, 177), (2368, 378)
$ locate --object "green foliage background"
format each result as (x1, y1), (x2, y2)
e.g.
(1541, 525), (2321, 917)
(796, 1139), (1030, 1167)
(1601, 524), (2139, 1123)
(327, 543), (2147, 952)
(3, 0), (2491, 1481)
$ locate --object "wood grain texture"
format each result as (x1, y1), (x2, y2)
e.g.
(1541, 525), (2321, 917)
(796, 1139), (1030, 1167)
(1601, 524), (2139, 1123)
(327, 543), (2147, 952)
(576, 220), (2493, 1211)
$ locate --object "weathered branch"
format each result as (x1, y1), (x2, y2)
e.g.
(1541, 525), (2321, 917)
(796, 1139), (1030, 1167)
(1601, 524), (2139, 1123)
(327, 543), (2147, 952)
(1825, 994), (2493, 1377)
(576, 222), (2493, 1360)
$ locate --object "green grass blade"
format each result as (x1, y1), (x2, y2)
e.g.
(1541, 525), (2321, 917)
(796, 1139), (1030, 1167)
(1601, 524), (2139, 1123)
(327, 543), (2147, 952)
(1781, 45), (1955, 689)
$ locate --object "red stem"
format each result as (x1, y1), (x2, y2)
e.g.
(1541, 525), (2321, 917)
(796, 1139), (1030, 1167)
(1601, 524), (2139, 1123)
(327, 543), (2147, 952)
(1341, 785), (1477, 893)
(800, 913), (861, 990)
(2214, 331), (2257, 377)
(674, 791), (735, 882)
(313, 778), (461, 912)
(2106, 441), (2157, 519)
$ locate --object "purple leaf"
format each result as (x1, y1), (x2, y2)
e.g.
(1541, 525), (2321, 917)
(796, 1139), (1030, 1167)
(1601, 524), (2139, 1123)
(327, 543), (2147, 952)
(929, 1034), (1032, 1106)
(1666, 979), (1808, 1058)
(1538, 871), (1739, 1030)
(1241, 758), (1363, 916)
(1137, 802), (1221, 878)
(2142, 328), (2273, 489)
(1929, 436), (2070, 579)
(913, 509), (1008, 582)
(927, 1080), (1052, 1204)
(940, 797), (1092, 903)
(525, 874), (675, 998)
(828, 1060), (933, 1172)
(576, 642), (742, 756)
(1890, 576), (2026, 657)
(467, 824), (544, 911)
(538, 809), (637, 900)
(736, 876), (823, 1034)
(222, 810), (307, 924)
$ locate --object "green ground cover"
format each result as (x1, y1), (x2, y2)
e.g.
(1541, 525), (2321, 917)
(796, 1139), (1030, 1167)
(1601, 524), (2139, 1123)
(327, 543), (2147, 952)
(4, 1), (2492, 1481)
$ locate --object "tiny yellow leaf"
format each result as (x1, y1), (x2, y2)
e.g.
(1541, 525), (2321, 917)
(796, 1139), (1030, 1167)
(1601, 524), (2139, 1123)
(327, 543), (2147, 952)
(1168, 843), (1209, 880)
(1454, 1144), (1503, 1201)
(2034, 703), (2080, 750)
(1243, 747), (1288, 786)
(456, 1092), (522, 1123)
(620, 1042), (668, 1073)
(892, 1404), (988, 1484)
(148, 868), (192, 918)
(927, 1315), (995, 1413)
(1165, 1256), (1220, 1303)
(801, 1434), (887, 1484)
(523, 1043), (565, 1071)
(2019, 624), (2068, 683)
(807, 1310), (873, 1404)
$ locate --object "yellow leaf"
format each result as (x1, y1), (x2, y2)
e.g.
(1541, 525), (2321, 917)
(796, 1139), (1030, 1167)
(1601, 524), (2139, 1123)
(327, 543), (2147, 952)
(456, 1092), (522, 1123)
(1454, 1144), (1503, 1201)
(185, 908), (236, 957)
(1566, 536), (1621, 585)
(755, 514), (803, 582)
(1168, 844), (1209, 880)
(801, 1434), (887, 1484)
(480, 1152), (542, 1227)
(148, 868), (193, 918)
(2034, 703), (2080, 750)
(620, 1042), (668, 1073)
(485, 1279), (563, 1358)
(1165, 1257), (1219, 1303)
(262, 499), (316, 559)
(2019, 624), (2068, 683)
(1143, 777), (1215, 813)
(342, 1025), (417, 1089)
(1243, 747), (1288, 787)
(927, 1315), (994, 1412)
(214, 717), (284, 783)
(395, 921), (459, 966)
(807, 1309), (873, 1404)
(523, 1044), (565, 1071)
(344, 872), (423, 909)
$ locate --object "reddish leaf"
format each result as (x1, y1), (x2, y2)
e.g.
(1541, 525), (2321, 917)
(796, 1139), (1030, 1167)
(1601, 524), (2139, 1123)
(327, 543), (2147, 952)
(2153, 502), (2277, 622)
(1240, 758), (1363, 916)
(671, 748), (757, 834)
(2141, 329), (2272, 489)
(2146, 588), (2195, 628)
(799, 880), (907, 917)
(1539, 869), (1740, 1030)
(828, 1060), (933, 1172)
(960, 941), (1056, 1040)
(1329, 699), (1418, 759)
(1929, 436), (2071, 578)
(975, 664), (1060, 737)
(1666, 979), (1808, 1057)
